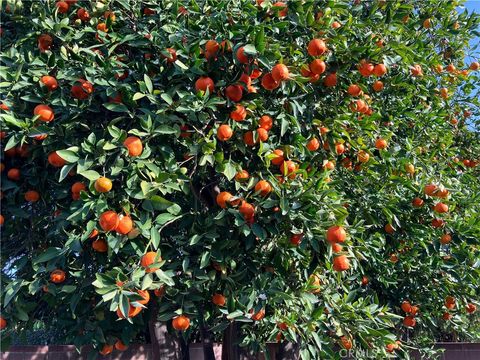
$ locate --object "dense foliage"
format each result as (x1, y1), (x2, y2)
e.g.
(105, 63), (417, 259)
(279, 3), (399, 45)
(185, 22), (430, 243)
(1, 0), (479, 359)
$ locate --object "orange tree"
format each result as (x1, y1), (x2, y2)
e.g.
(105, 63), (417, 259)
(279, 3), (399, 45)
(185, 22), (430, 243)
(1, 0), (480, 358)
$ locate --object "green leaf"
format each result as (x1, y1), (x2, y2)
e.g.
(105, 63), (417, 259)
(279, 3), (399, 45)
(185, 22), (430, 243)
(78, 169), (100, 181)
(150, 227), (160, 249)
(33, 247), (63, 264)
(200, 251), (211, 269)
(144, 74), (153, 94)
(133, 92), (146, 101)
(103, 102), (129, 113)
(141, 274), (153, 290)
(223, 161), (237, 180)
(56, 150), (79, 163)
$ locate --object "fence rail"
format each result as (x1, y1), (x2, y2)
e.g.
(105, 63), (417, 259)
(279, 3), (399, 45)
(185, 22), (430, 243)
(1, 342), (479, 360)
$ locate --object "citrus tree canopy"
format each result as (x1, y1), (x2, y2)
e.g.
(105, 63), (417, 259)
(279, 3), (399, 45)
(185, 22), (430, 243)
(1, 0), (480, 358)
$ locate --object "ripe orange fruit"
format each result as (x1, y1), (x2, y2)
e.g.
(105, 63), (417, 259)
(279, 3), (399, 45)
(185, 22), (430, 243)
(335, 143), (345, 155)
(255, 180), (272, 197)
(161, 48), (177, 63)
(92, 239), (108, 252)
(56, 1), (69, 14)
(357, 150), (370, 163)
(0, 215), (4, 226)
(326, 226), (346, 244)
(250, 308), (265, 321)
(277, 322), (288, 331)
(212, 293), (226, 306)
(309, 59), (326, 75)
(50, 269), (66, 283)
(256, 128), (268, 142)
(431, 218), (445, 228)
(361, 276), (369, 286)
(290, 233), (303, 246)
(410, 64), (423, 77)
(271, 149), (284, 165)
(259, 115), (273, 130)
(123, 136), (143, 156)
(43, 143), (65, 162)
(412, 197), (424, 208)
(102, 10), (115, 21)
(375, 138), (387, 150)
(205, 40), (219, 55)
(141, 251), (161, 273)
(230, 104), (247, 121)
(236, 46), (249, 64)
(217, 125), (233, 142)
(235, 169), (249, 182)
(331, 242), (342, 253)
(466, 303), (477, 314)
(307, 39), (327, 56)
(340, 336), (352, 350)
(373, 64), (387, 77)
(440, 234), (452, 245)
(154, 286), (166, 297)
(434, 202), (448, 213)
(7, 168), (20, 181)
(405, 163), (415, 175)
(239, 201), (255, 219)
(195, 76), (215, 93)
(442, 312), (452, 321)
(243, 131), (256, 146)
(410, 306), (419, 315)
(403, 316), (416, 327)
(386, 343), (396, 353)
(95, 177), (112, 193)
(261, 73), (280, 90)
(401, 301), (412, 313)
(71, 181), (86, 194)
(77, 8), (90, 21)
(97, 22), (108, 33)
(306, 138), (320, 151)
(333, 255), (350, 271)
(469, 62), (479, 70)
(347, 84), (362, 96)
(440, 87), (448, 99)
(358, 60), (374, 77)
(446, 63), (456, 73)
(137, 290), (150, 305)
(385, 223), (395, 234)
(424, 184), (438, 196)
(116, 214), (133, 234)
(423, 18), (431, 28)
(271, 64), (289, 82)
(279, 160), (297, 177)
(172, 315), (190, 330)
(25, 190), (40, 202)
(40, 75), (58, 91)
(115, 340), (128, 351)
(0, 317), (6, 330)
(99, 344), (113, 356)
(216, 191), (233, 208)
(99, 211), (119, 231)
(372, 80), (384, 92)
(225, 84), (243, 102)
(71, 79), (93, 100)
(38, 34), (53, 52)
(323, 160), (335, 171)
(34, 104), (54, 122)
(323, 72), (337, 87)
(117, 305), (142, 319)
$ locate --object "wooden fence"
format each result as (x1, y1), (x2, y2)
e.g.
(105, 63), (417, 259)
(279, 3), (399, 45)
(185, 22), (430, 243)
(1, 342), (479, 360)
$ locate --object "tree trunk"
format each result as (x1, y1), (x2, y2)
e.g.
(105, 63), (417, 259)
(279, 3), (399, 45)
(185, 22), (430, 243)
(222, 322), (240, 360)
(276, 340), (300, 360)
